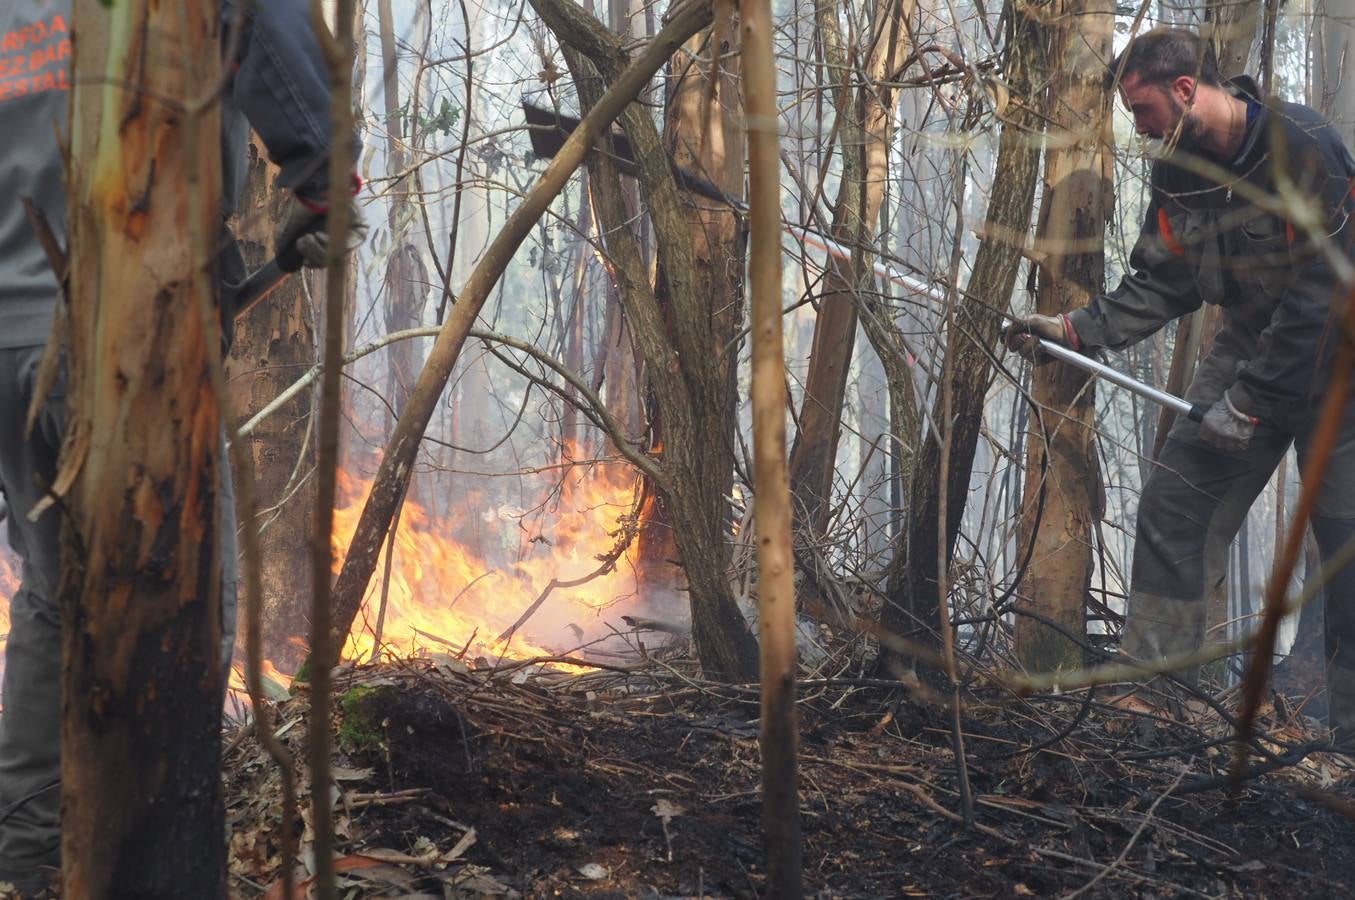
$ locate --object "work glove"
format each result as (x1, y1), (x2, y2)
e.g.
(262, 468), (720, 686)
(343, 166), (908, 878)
(1198, 392), (1258, 452)
(1001, 313), (1082, 359)
(275, 181), (369, 270)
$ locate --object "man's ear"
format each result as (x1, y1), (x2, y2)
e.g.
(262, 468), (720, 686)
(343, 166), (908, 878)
(1171, 75), (1197, 107)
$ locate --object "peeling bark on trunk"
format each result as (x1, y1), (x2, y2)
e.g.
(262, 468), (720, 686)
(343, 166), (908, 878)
(635, 13), (747, 613)
(1206, 0), (1263, 78)
(62, 2), (227, 894)
(1013, 0), (1111, 673)
(226, 144), (317, 672)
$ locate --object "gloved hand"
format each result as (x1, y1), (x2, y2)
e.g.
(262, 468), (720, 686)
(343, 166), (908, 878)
(1001, 313), (1081, 359)
(275, 188), (369, 270)
(1198, 392), (1258, 452)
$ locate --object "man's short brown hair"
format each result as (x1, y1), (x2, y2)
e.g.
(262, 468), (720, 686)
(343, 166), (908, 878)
(1107, 26), (1220, 92)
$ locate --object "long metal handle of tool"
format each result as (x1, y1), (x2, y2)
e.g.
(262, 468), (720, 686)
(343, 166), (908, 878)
(523, 103), (1208, 424)
(1034, 338), (1207, 422)
(787, 224), (1209, 423)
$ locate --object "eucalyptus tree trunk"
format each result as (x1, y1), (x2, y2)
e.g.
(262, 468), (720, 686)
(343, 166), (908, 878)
(743, 0), (801, 887)
(227, 150), (317, 672)
(1013, 0), (1112, 672)
(62, 1), (227, 893)
(878, 16), (1046, 663)
(1205, 0), (1263, 78)
(786, 0), (912, 535)
(856, 342), (891, 560)
(1317, 0), (1355, 144)
(378, 0), (430, 418)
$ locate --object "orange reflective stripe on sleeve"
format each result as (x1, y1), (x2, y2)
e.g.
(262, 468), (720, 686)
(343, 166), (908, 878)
(1157, 207), (1185, 256)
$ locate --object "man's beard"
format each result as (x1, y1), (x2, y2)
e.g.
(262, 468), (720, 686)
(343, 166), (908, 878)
(1169, 109), (1209, 155)
(1142, 99), (1209, 160)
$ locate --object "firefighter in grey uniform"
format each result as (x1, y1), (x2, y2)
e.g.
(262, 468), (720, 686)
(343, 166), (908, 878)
(0, 1), (363, 893)
(1006, 27), (1355, 747)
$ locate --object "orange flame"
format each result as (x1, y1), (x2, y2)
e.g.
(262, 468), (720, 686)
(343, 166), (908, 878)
(0, 450), (662, 700)
(0, 549), (15, 672)
(332, 453), (649, 667)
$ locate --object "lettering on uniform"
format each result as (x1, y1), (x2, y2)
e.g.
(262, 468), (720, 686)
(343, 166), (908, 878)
(28, 40), (71, 73)
(0, 68), (69, 102)
(0, 20), (50, 54)
(0, 16), (72, 103)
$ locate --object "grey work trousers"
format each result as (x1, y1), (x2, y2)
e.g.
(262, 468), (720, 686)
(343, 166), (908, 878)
(0, 346), (238, 876)
(1122, 346), (1355, 745)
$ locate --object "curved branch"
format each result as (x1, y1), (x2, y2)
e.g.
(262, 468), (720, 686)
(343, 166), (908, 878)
(236, 325), (665, 487)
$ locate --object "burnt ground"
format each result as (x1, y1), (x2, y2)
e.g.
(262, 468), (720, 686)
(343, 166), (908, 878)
(224, 656), (1355, 899)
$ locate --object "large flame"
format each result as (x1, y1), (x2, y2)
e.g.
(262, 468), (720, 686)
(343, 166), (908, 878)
(332, 453), (648, 667)
(0, 450), (659, 704)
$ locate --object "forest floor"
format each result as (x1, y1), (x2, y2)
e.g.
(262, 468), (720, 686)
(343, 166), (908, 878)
(222, 650), (1355, 899)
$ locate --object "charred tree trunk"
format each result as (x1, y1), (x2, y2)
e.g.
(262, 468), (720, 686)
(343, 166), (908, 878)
(593, 0), (648, 458)
(878, 16), (1046, 661)
(62, 2), (227, 894)
(538, 0), (759, 679)
(1013, 0), (1111, 672)
(226, 145), (318, 673)
(633, 12), (748, 613)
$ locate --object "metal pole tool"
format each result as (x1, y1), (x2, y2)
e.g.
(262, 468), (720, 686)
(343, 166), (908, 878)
(523, 100), (1208, 423)
(789, 225), (1209, 424)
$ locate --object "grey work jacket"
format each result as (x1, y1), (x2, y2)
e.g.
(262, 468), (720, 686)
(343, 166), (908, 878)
(1068, 76), (1355, 429)
(0, 0), (349, 349)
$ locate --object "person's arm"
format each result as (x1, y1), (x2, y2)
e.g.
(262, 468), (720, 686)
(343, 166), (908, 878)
(1228, 131), (1354, 423)
(1066, 173), (1202, 352)
(223, 0), (359, 196)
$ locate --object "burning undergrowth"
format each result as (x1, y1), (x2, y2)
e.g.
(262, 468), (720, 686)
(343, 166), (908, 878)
(328, 455), (661, 665)
(224, 449), (689, 715)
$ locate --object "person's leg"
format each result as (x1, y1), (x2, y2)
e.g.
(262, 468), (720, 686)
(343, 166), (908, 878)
(0, 350), (238, 888)
(0, 346), (67, 888)
(1123, 429), (1287, 684)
